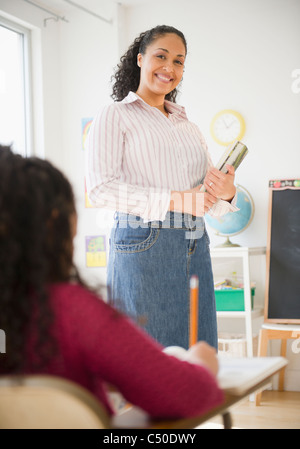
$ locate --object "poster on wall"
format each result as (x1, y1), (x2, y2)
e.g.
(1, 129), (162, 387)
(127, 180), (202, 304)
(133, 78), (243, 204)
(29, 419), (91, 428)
(85, 235), (107, 267)
(81, 117), (93, 151)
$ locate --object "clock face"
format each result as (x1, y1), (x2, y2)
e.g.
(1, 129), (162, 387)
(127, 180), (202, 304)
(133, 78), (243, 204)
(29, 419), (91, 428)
(211, 110), (245, 146)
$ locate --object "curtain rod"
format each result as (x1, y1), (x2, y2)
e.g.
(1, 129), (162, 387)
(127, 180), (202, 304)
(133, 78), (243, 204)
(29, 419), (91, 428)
(23, 0), (69, 23)
(22, 0), (113, 25)
(62, 0), (112, 24)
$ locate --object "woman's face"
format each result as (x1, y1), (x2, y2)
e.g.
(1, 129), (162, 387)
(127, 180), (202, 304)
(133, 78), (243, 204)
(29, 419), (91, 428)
(137, 33), (186, 100)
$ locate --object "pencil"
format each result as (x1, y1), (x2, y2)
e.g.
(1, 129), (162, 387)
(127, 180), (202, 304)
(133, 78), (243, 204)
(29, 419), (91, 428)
(189, 275), (199, 347)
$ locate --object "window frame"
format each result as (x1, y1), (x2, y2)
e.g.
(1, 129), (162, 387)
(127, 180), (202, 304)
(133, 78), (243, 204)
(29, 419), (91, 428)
(0, 16), (33, 156)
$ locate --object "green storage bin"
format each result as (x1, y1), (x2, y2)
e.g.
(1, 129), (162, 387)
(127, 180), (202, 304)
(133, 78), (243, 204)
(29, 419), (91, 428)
(215, 288), (255, 311)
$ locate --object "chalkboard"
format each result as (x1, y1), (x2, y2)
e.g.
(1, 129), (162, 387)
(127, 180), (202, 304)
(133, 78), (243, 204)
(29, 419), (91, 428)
(265, 179), (300, 323)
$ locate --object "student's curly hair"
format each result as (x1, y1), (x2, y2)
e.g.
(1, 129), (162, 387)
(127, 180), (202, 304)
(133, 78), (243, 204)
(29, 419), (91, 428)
(0, 145), (80, 373)
(111, 25), (187, 103)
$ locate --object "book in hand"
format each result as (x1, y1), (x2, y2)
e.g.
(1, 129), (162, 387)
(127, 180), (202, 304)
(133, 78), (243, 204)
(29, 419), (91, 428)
(215, 140), (248, 173)
(200, 140), (248, 192)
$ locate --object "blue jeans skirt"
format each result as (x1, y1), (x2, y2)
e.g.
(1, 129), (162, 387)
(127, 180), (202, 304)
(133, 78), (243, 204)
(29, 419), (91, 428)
(107, 211), (217, 350)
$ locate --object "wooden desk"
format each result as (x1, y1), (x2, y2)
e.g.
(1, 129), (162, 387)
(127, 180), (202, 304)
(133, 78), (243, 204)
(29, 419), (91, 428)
(112, 357), (287, 429)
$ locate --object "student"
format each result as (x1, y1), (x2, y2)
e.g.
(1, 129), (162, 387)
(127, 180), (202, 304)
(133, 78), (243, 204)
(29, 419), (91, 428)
(86, 25), (238, 350)
(0, 145), (223, 419)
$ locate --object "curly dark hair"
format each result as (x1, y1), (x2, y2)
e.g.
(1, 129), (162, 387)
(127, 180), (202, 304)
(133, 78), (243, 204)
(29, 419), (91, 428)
(0, 145), (79, 373)
(111, 25), (187, 103)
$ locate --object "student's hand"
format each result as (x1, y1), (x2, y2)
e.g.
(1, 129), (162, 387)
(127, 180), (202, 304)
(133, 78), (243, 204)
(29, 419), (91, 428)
(204, 164), (236, 202)
(170, 186), (217, 216)
(185, 341), (219, 376)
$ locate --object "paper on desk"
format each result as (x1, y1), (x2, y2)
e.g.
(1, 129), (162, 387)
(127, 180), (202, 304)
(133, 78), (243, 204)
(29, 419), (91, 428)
(217, 356), (288, 395)
(163, 347), (287, 396)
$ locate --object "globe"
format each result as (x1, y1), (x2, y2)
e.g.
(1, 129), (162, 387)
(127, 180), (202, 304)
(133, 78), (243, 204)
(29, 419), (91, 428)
(205, 184), (255, 247)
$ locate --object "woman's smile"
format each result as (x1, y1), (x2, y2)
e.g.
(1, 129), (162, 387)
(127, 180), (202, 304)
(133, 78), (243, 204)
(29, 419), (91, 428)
(155, 73), (174, 84)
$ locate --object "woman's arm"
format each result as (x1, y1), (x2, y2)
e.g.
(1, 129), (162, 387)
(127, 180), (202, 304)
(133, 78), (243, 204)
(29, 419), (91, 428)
(201, 141), (239, 216)
(85, 105), (171, 222)
(73, 287), (224, 420)
(203, 164), (236, 202)
(169, 187), (218, 216)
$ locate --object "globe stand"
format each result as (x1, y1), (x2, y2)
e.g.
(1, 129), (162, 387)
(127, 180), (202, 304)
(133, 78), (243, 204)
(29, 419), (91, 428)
(215, 236), (241, 248)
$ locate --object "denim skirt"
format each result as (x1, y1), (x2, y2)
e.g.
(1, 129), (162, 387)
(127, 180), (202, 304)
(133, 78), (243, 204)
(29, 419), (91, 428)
(107, 211), (218, 350)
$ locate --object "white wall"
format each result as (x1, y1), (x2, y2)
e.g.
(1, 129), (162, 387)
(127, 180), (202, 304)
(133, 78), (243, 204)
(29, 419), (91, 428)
(57, 2), (119, 290)
(1, 0), (299, 389)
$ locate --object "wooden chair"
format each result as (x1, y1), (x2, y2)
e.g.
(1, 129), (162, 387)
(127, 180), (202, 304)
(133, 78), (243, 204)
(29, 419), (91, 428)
(0, 374), (232, 429)
(255, 323), (300, 405)
(0, 375), (111, 429)
(0, 368), (285, 430)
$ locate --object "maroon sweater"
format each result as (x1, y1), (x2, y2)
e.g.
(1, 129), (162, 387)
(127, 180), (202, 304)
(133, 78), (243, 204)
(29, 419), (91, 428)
(25, 283), (224, 418)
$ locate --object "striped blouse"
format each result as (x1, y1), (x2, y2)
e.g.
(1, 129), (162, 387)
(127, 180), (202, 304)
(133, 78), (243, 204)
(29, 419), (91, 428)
(85, 91), (238, 222)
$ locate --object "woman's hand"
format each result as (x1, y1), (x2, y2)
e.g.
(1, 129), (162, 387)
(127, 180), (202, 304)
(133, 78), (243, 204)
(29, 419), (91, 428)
(203, 164), (236, 202)
(170, 186), (217, 216)
(185, 341), (219, 376)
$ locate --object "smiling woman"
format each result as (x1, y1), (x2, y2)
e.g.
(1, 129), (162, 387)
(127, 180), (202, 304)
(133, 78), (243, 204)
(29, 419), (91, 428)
(85, 25), (238, 350)
(110, 25), (187, 104)
(136, 33), (186, 114)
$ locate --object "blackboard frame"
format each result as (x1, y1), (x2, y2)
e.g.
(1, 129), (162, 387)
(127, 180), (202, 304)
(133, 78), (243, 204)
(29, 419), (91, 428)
(264, 179), (300, 323)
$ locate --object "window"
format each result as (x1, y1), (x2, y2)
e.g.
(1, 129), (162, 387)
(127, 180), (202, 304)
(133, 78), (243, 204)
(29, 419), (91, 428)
(0, 18), (32, 156)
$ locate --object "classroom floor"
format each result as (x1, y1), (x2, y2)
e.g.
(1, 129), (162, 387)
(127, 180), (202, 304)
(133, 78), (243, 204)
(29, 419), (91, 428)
(198, 391), (300, 429)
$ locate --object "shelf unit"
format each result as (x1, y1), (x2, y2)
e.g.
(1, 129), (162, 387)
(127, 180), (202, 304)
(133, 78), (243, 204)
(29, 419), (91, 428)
(210, 246), (266, 357)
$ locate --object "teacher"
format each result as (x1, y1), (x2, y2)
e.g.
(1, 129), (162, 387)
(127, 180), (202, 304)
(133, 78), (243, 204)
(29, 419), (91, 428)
(86, 25), (237, 349)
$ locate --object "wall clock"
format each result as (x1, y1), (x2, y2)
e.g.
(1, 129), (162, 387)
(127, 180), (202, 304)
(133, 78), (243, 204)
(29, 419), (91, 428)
(210, 109), (246, 146)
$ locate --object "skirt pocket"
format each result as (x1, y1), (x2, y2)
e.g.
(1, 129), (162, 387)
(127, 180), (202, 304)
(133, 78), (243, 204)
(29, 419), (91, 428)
(113, 223), (160, 253)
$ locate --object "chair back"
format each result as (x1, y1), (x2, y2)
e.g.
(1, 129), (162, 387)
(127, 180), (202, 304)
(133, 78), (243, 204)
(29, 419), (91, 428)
(0, 374), (111, 429)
